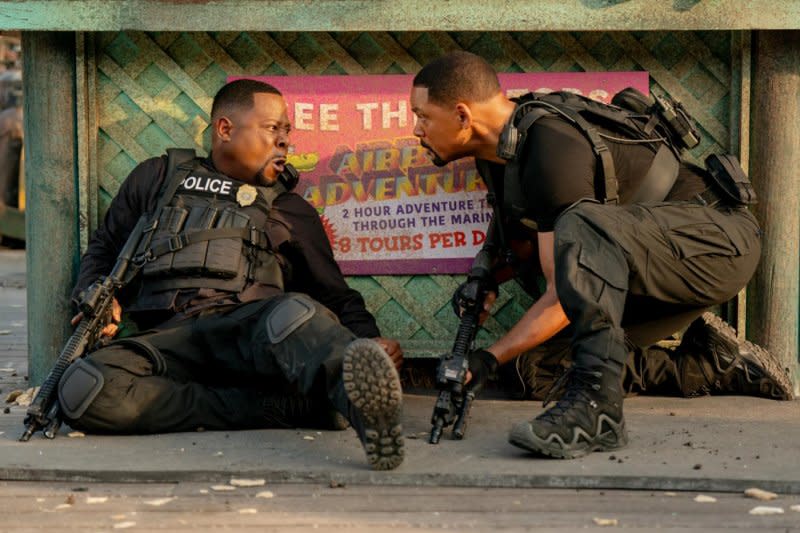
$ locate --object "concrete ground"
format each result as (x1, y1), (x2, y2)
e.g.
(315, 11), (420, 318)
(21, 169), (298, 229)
(1, 247), (799, 531)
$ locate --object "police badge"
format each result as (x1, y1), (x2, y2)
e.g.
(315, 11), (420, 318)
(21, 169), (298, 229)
(236, 184), (257, 207)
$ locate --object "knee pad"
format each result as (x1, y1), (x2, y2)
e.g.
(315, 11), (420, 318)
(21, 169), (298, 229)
(265, 294), (317, 343)
(58, 359), (105, 420)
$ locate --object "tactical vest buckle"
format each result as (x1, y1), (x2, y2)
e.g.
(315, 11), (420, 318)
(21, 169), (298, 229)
(132, 250), (154, 267)
(143, 218), (159, 234)
(248, 227), (269, 249)
(592, 139), (609, 154)
(167, 234), (187, 252)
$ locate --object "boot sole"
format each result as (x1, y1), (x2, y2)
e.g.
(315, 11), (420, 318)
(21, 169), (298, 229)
(342, 339), (404, 470)
(508, 415), (628, 459)
(699, 313), (794, 400)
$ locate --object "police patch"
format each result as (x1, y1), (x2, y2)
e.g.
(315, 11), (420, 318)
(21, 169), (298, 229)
(180, 174), (235, 198)
(236, 184), (257, 207)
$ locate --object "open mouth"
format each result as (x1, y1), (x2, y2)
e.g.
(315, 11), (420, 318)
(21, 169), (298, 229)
(419, 143), (437, 160)
(271, 157), (286, 173)
(420, 144), (446, 167)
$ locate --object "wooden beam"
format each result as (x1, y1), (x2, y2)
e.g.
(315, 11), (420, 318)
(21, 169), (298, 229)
(747, 30), (800, 392)
(22, 32), (79, 384)
(0, 1), (799, 32)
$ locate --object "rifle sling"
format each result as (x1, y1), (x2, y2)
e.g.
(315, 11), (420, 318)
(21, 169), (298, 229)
(120, 150), (198, 286)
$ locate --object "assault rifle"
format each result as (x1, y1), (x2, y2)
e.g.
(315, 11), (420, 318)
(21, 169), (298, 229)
(429, 249), (493, 444)
(20, 215), (149, 441)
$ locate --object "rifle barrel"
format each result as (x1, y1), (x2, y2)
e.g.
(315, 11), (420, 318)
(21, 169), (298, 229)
(429, 419), (444, 444)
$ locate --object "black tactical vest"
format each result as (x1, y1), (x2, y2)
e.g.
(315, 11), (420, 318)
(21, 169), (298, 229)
(490, 89), (700, 225)
(127, 159), (291, 312)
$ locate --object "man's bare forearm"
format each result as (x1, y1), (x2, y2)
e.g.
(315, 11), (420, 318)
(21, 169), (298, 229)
(487, 285), (569, 365)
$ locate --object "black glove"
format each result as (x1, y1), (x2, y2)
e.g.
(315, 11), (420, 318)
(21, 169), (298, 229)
(466, 349), (499, 395)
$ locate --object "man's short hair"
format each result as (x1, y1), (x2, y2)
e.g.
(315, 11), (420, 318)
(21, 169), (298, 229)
(211, 79), (283, 119)
(413, 51), (500, 106)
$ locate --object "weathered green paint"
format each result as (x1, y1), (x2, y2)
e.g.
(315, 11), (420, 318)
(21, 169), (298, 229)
(733, 30), (752, 339)
(724, 31), (750, 338)
(0, 1), (799, 32)
(747, 31), (800, 390)
(22, 32), (80, 384)
(75, 32), (100, 251)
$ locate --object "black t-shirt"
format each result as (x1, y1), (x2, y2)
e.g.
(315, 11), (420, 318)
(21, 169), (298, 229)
(503, 115), (708, 232)
(73, 155), (380, 338)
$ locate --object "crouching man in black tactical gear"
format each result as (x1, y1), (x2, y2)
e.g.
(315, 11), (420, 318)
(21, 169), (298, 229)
(410, 52), (793, 460)
(493, 229), (794, 403)
(58, 79), (404, 470)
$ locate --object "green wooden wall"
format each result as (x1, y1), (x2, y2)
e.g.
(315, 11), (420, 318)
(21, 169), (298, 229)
(81, 30), (743, 356)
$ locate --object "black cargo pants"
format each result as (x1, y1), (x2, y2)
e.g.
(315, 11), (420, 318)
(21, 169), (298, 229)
(60, 293), (357, 434)
(553, 200), (761, 377)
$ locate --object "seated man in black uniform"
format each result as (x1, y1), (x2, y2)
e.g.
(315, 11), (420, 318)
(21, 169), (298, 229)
(58, 79), (405, 471)
(410, 51), (793, 459)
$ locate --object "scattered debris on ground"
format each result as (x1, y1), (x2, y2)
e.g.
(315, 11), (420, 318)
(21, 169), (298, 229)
(744, 487), (778, 501)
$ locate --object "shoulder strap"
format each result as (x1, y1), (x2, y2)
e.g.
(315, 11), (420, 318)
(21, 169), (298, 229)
(551, 104), (619, 204)
(156, 148), (198, 213)
(510, 99), (619, 205)
(629, 144), (679, 203)
(126, 148), (199, 279)
(501, 107), (553, 218)
(259, 180), (289, 210)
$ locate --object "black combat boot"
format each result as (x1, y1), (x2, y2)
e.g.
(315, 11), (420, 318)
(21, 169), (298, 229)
(508, 366), (628, 459)
(341, 339), (404, 470)
(263, 394), (350, 430)
(676, 313), (794, 400)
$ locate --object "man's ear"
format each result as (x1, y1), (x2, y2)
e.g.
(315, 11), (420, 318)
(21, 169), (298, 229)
(214, 116), (233, 141)
(455, 102), (473, 130)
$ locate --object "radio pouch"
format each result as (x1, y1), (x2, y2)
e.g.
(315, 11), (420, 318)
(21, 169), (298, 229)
(704, 153), (757, 206)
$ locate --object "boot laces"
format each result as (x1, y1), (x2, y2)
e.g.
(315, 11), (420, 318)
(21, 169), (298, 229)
(541, 368), (602, 423)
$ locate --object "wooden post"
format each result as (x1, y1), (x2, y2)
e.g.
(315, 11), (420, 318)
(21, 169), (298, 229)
(748, 30), (800, 389)
(22, 32), (80, 384)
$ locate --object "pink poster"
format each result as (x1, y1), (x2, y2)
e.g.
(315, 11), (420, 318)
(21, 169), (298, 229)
(235, 73), (649, 274)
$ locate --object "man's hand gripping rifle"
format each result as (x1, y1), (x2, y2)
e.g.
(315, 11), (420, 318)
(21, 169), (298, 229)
(429, 248), (494, 444)
(20, 215), (150, 441)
